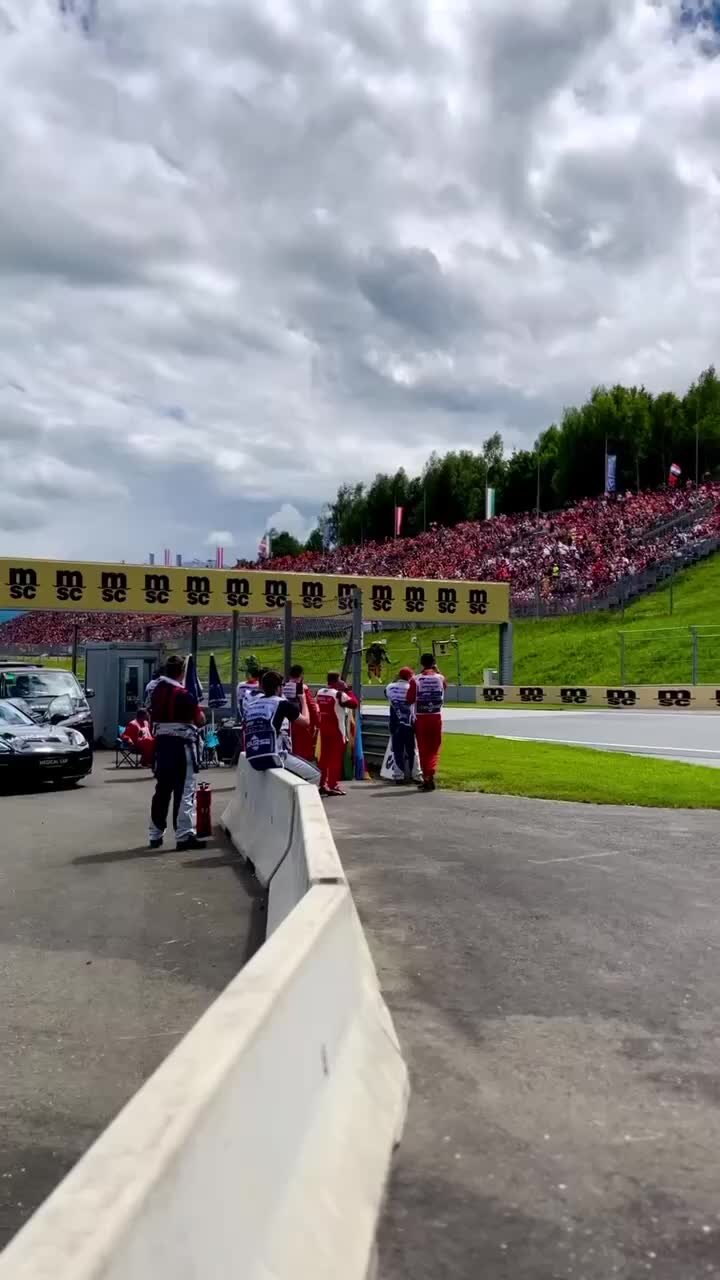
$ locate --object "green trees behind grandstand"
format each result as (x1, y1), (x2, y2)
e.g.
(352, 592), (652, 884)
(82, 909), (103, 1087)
(315, 366), (720, 548)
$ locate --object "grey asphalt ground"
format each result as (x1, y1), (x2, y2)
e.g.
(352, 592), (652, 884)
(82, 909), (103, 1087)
(372, 705), (720, 767)
(0, 759), (261, 1249)
(330, 785), (720, 1280)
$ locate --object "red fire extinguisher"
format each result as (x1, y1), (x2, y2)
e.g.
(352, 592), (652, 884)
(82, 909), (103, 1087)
(196, 782), (212, 837)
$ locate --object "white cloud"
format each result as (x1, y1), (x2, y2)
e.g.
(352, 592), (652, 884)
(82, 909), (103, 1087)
(0, 1), (718, 558)
(205, 530), (235, 546)
(267, 503), (313, 542)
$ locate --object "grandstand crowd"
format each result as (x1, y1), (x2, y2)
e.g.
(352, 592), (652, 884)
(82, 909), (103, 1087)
(2, 483), (720, 649)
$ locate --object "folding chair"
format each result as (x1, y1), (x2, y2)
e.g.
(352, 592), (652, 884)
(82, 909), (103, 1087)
(115, 726), (143, 769)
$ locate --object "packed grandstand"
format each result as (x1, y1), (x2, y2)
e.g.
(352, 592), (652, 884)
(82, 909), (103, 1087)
(2, 482), (720, 648)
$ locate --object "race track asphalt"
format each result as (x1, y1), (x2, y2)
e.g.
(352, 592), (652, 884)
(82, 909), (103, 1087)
(330, 783), (720, 1280)
(371, 705), (720, 767)
(0, 759), (261, 1249)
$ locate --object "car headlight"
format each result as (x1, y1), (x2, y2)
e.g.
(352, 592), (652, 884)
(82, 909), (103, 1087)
(67, 730), (87, 747)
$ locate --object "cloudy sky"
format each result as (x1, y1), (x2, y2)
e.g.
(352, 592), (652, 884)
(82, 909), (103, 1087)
(0, 0), (719, 561)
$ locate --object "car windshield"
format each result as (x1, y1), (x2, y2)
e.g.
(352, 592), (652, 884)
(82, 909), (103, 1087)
(0, 700), (34, 726)
(0, 670), (81, 701)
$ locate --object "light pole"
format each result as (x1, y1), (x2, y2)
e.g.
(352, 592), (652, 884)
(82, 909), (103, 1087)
(695, 411), (700, 487)
(536, 451), (541, 521)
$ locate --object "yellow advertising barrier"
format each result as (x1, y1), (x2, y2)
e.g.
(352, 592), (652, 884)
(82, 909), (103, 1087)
(476, 685), (720, 710)
(0, 557), (510, 625)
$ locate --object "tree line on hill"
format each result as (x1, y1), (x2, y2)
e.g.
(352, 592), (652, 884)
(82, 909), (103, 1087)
(270, 366), (720, 555)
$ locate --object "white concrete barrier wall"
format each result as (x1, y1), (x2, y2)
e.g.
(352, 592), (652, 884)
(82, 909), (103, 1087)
(1, 758), (408, 1280)
(220, 758), (301, 886)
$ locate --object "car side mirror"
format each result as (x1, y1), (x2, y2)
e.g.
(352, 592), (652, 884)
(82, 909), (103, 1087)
(85, 688), (95, 699)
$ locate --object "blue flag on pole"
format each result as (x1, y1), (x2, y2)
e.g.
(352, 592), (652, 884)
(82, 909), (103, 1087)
(606, 454), (617, 494)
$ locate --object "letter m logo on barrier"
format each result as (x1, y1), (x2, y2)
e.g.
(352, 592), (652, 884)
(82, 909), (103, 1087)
(438, 587), (457, 614)
(301, 580), (324, 609)
(337, 582), (357, 612)
(101, 571), (128, 592)
(56, 570), (84, 591)
(372, 584), (393, 613)
(187, 576), (210, 596)
(145, 574), (170, 593)
(8, 567), (38, 601)
(264, 579), (287, 607)
(404, 585), (425, 614)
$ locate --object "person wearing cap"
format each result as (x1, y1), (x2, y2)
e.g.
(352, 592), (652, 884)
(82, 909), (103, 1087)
(384, 666), (416, 784)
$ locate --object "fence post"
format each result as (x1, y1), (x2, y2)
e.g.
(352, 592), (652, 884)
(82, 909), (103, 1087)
(283, 601), (293, 677)
(71, 623), (79, 676)
(352, 589), (364, 700)
(190, 617), (198, 668)
(499, 622), (514, 685)
(535, 578), (541, 620)
(230, 613), (239, 717)
(691, 627), (698, 686)
(619, 632), (626, 684)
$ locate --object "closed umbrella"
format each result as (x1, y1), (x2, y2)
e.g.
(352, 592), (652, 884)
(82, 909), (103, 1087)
(184, 655), (203, 703)
(207, 655), (226, 711)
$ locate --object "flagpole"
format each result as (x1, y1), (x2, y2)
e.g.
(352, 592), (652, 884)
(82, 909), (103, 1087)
(536, 451), (541, 521)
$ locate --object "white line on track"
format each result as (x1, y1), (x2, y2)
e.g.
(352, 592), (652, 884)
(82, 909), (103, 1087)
(488, 733), (720, 758)
(530, 851), (621, 866)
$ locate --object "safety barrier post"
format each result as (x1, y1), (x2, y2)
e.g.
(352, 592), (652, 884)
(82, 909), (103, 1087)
(691, 626), (699, 685)
(71, 623), (79, 676)
(191, 617), (198, 668)
(669, 563), (675, 617)
(284, 601), (293, 677)
(619, 632), (626, 684)
(230, 613), (239, 717)
(352, 589), (364, 700)
(498, 622), (514, 684)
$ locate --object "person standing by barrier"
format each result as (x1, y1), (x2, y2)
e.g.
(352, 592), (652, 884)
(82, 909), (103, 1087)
(244, 670), (310, 772)
(148, 655), (206, 850)
(316, 673), (359, 797)
(385, 667), (416, 784)
(407, 654), (447, 792)
(282, 664), (320, 763)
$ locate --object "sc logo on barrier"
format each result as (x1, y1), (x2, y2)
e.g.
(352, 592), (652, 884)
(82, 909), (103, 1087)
(337, 583), (357, 613)
(101, 571), (127, 604)
(606, 689), (637, 708)
(482, 687), (505, 703)
(561, 687), (587, 705)
(56, 569), (84, 603)
(468, 588), (488, 616)
(263, 578), (287, 609)
(8, 567), (38, 601)
(225, 577), (250, 608)
(404, 585), (426, 614)
(145, 573), (170, 605)
(437, 587), (457, 615)
(186, 575), (211, 607)
(301, 580), (324, 610)
(372, 584), (394, 613)
(658, 689), (692, 708)
(520, 686), (544, 703)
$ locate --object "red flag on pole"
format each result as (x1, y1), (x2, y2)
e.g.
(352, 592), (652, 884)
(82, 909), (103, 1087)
(394, 505), (404, 537)
(669, 462), (682, 489)
(215, 547), (224, 569)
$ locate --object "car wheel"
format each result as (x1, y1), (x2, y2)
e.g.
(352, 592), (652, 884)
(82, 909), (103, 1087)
(55, 778), (80, 789)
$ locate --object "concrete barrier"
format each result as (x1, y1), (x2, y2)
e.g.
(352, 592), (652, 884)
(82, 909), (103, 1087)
(1, 760), (408, 1280)
(266, 780), (346, 937)
(220, 758), (301, 886)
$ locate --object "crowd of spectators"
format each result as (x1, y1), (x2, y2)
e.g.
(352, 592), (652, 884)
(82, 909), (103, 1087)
(2, 483), (720, 650)
(262, 481), (720, 605)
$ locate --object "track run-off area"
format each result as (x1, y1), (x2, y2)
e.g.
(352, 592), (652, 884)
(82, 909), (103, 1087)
(3, 721), (720, 1277)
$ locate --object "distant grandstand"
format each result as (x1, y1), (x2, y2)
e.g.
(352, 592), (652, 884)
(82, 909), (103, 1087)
(2, 483), (720, 649)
